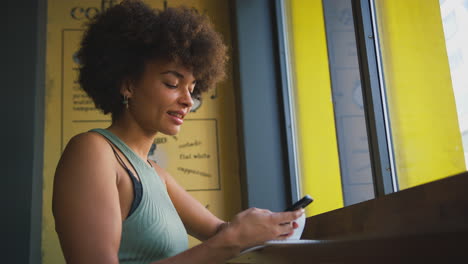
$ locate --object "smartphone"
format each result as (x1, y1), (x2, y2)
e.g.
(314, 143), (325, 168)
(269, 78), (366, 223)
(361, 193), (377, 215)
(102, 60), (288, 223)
(284, 195), (314, 211)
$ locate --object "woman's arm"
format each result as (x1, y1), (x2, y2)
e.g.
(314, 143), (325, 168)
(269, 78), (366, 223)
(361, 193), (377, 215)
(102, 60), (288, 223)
(153, 164), (224, 241)
(52, 133), (122, 264)
(153, 207), (303, 264)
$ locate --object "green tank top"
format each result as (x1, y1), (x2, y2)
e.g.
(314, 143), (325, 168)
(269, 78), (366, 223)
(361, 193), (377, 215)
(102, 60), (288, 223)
(91, 129), (189, 263)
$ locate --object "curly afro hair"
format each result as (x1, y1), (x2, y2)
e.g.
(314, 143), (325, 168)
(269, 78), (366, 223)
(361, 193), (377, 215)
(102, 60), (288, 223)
(77, 0), (228, 120)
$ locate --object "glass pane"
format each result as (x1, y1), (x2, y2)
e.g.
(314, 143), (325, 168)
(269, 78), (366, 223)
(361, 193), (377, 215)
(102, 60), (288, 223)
(372, 0), (467, 190)
(322, 0), (376, 205)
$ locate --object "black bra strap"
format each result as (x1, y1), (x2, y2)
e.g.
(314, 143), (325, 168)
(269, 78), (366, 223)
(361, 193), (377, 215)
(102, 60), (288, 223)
(103, 138), (143, 217)
(109, 143), (131, 171)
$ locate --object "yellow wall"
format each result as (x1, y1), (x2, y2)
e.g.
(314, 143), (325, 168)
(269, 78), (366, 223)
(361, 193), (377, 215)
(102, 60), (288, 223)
(289, 0), (344, 216)
(375, 0), (466, 189)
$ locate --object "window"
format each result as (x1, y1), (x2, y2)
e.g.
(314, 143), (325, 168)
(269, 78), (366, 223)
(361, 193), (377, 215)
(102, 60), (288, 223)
(282, 0), (467, 215)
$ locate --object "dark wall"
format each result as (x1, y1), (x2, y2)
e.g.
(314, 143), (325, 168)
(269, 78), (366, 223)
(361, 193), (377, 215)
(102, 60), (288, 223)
(2, 0), (46, 263)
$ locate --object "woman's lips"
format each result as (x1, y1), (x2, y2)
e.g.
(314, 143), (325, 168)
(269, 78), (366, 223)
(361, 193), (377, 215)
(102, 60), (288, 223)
(167, 112), (184, 125)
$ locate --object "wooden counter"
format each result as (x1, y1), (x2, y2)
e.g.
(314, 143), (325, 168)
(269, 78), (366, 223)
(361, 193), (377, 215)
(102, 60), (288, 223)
(228, 171), (468, 263)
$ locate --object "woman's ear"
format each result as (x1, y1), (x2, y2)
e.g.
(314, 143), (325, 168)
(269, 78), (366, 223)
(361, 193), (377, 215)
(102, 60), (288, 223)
(120, 79), (134, 98)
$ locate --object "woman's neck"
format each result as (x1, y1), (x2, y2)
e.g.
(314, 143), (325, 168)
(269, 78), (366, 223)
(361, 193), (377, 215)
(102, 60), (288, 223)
(107, 116), (157, 162)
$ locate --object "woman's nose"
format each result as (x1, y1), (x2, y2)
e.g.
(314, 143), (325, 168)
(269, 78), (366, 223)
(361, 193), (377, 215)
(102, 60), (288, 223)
(179, 89), (194, 109)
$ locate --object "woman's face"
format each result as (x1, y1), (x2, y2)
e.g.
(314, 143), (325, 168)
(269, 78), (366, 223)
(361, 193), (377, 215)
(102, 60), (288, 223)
(127, 60), (195, 135)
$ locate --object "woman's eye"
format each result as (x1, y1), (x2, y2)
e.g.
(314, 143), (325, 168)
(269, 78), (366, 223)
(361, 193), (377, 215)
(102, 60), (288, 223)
(164, 83), (178, 89)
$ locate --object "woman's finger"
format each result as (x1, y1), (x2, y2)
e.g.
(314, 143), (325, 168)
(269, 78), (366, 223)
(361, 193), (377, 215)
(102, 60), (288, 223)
(272, 209), (304, 224)
(277, 229), (295, 239)
(277, 220), (300, 238)
(292, 221), (299, 229)
(277, 222), (296, 235)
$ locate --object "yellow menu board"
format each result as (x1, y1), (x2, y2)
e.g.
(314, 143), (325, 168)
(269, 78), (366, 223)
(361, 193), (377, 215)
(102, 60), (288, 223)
(43, 1), (241, 263)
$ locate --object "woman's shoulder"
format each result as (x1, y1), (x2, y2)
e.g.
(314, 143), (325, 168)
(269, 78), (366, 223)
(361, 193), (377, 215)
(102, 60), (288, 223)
(60, 131), (113, 164)
(66, 131), (108, 150)
(55, 131), (116, 182)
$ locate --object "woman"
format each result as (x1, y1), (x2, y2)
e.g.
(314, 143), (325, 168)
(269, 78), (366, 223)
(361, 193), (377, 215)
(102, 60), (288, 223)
(52, 1), (303, 263)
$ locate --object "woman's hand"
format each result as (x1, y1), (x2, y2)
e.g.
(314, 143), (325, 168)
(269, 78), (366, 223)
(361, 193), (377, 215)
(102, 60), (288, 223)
(223, 208), (304, 250)
(152, 208), (302, 264)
